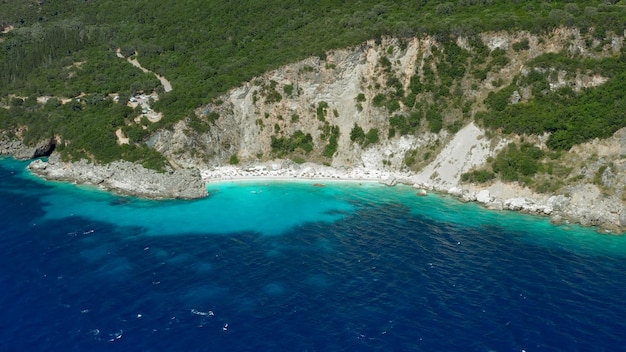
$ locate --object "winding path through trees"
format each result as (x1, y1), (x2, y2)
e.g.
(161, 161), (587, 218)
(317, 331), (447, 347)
(114, 48), (171, 145)
(115, 49), (173, 92)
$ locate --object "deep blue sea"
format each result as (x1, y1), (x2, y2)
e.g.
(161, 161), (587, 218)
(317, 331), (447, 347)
(1, 157), (626, 351)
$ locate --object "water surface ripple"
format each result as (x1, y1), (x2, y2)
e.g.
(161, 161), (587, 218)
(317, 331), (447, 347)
(1, 158), (625, 351)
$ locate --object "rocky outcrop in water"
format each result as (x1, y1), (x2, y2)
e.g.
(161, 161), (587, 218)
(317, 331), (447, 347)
(444, 183), (626, 234)
(28, 155), (208, 199)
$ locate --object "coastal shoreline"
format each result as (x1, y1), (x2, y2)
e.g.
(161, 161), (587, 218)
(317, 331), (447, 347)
(200, 161), (625, 235)
(2, 137), (623, 234)
(201, 163), (405, 185)
(26, 154), (208, 200)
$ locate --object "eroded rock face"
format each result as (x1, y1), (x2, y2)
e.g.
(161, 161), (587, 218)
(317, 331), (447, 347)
(149, 28), (623, 191)
(28, 155), (208, 199)
(0, 138), (36, 159)
(32, 138), (56, 158)
(1, 136), (56, 159)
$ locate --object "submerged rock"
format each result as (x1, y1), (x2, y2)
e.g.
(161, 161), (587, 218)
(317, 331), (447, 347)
(550, 214), (562, 224)
(487, 200), (504, 211)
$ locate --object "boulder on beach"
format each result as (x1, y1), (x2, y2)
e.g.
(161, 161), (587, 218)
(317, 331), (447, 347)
(476, 190), (492, 204)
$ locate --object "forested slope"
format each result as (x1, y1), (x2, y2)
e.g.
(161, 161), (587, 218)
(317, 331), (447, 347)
(1, 1), (626, 169)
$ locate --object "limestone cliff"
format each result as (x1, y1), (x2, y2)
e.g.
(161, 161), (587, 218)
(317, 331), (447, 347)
(146, 28), (625, 232)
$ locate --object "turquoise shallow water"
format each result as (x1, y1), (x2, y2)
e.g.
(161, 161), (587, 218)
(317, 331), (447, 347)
(31, 168), (625, 256)
(36, 179), (357, 236)
(2, 157), (626, 351)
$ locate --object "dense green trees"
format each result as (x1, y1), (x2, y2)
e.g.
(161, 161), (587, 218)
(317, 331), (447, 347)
(1, 0), (626, 166)
(350, 124), (379, 148)
(317, 102), (329, 122)
(0, 94), (167, 170)
(426, 106), (443, 133)
(492, 143), (544, 182)
(460, 170), (496, 183)
(4, 1), (623, 105)
(271, 130), (314, 156)
(478, 52), (626, 151)
(461, 143), (545, 185)
(323, 126), (340, 158)
(350, 124), (366, 144)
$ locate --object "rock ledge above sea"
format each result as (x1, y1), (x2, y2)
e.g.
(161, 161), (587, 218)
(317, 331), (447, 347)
(1, 138), (39, 159)
(28, 155), (208, 199)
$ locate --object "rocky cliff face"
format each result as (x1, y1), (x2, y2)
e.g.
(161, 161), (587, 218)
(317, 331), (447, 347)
(0, 133), (54, 159)
(151, 29), (620, 166)
(153, 36), (450, 169)
(146, 28), (625, 232)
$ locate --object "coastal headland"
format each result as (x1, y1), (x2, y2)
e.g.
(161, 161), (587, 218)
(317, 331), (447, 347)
(27, 154), (207, 200)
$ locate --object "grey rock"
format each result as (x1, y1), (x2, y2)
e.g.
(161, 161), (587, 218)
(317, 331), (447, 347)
(447, 187), (463, 196)
(541, 206), (553, 215)
(601, 165), (616, 188)
(32, 138), (56, 158)
(505, 197), (527, 211)
(461, 192), (476, 202)
(28, 155), (208, 199)
(476, 190), (492, 204)
(619, 211), (626, 228)
(0, 138), (36, 159)
(579, 210), (605, 228)
(488, 201), (504, 211)
(548, 195), (570, 211)
(381, 176), (397, 187)
(510, 90), (521, 104)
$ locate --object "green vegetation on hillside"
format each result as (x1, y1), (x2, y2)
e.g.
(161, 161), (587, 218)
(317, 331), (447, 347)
(462, 44), (626, 190)
(477, 50), (626, 151)
(3, 94), (167, 170)
(1, 1), (626, 167)
(323, 126), (341, 158)
(460, 141), (571, 193)
(350, 124), (379, 148)
(271, 130), (314, 156)
(492, 143), (545, 183)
